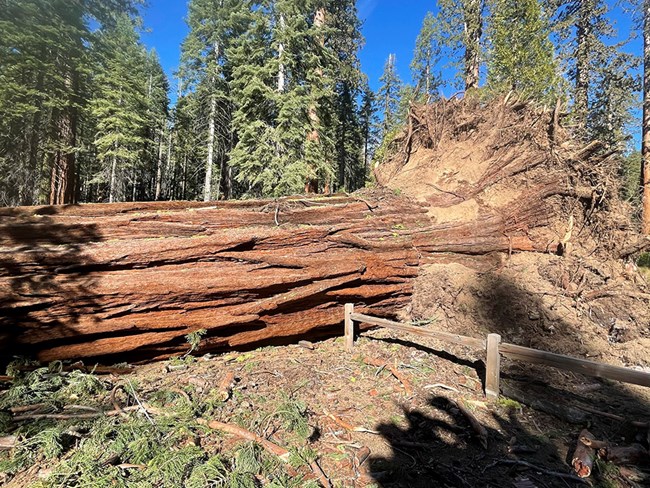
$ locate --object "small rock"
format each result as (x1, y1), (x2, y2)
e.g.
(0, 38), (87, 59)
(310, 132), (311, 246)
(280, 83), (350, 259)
(528, 310), (541, 321)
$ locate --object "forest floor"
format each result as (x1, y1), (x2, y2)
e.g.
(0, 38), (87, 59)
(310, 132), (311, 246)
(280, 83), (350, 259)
(1, 315), (649, 488)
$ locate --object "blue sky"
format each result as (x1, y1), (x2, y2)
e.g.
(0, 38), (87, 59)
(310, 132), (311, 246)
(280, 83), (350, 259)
(140, 0), (642, 141)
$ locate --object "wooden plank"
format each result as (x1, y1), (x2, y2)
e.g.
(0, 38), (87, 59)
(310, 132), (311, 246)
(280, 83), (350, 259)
(485, 333), (501, 401)
(344, 303), (355, 352)
(499, 342), (650, 388)
(350, 312), (486, 349)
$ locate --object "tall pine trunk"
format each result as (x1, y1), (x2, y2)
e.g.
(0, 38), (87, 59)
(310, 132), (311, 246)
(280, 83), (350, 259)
(155, 131), (164, 200)
(642, 0), (650, 235)
(305, 8), (327, 194)
(463, 0), (483, 91)
(574, 0), (592, 135)
(49, 107), (77, 205)
(109, 150), (118, 204)
(203, 41), (220, 202)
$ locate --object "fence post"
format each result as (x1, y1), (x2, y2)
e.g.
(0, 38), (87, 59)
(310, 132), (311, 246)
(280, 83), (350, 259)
(344, 303), (355, 352)
(485, 333), (501, 401)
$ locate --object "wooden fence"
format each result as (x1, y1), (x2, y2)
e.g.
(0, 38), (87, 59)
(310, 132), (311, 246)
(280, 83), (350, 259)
(343, 304), (650, 400)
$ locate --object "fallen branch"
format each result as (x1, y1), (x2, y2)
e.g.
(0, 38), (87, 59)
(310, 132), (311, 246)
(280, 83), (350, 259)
(322, 409), (379, 435)
(217, 371), (236, 402)
(449, 399), (488, 449)
(602, 444), (649, 466)
(207, 419), (291, 462)
(0, 376), (13, 382)
(9, 402), (49, 414)
(572, 429), (595, 478)
(15, 364), (133, 375)
(485, 459), (589, 484)
(363, 357), (413, 395)
(0, 435), (17, 450)
(574, 404), (649, 428)
(12, 405), (143, 421)
(309, 459), (332, 488)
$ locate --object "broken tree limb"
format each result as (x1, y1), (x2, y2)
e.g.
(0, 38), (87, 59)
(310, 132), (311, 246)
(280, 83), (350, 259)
(485, 459), (589, 484)
(363, 357), (413, 395)
(602, 444), (650, 467)
(572, 429), (596, 478)
(217, 371), (236, 402)
(207, 419), (291, 462)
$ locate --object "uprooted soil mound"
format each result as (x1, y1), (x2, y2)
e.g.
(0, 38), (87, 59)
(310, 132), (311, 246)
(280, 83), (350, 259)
(376, 95), (649, 369)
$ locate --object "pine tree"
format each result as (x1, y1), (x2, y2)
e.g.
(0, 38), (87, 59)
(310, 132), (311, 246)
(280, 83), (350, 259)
(359, 83), (380, 180)
(487, 0), (558, 101)
(411, 12), (441, 103)
(143, 51), (170, 201)
(436, 0), (485, 91)
(180, 0), (245, 201)
(378, 54), (402, 137)
(90, 14), (148, 203)
(547, 0), (636, 139)
(0, 0), (139, 206)
(643, 0), (650, 234)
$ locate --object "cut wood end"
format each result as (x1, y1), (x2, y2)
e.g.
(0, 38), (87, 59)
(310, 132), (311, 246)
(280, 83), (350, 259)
(571, 459), (592, 478)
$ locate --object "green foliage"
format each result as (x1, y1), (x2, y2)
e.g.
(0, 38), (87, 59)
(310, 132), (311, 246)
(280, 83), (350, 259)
(377, 54), (402, 136)
(411, 12), (442, 103)
(487, 0), (559, 102)
(184, 328), (208, 354)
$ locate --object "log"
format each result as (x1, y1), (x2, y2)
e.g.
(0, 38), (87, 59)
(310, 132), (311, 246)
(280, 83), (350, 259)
(572, 429), (596, 478)
(0, 187), (559, 363)
(0, 97), (639, 363)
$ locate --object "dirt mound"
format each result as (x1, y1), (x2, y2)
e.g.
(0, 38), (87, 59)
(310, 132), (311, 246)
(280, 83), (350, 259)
(377, 95), (649, 370)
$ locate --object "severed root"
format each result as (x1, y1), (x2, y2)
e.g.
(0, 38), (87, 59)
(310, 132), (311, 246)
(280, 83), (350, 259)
(449, 399), (488, 449)
(572, 429), (595, 478)
(363, 357), (413, 395)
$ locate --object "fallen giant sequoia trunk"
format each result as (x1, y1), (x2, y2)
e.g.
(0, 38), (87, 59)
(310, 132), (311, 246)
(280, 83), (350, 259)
(0, 96), (638, 362)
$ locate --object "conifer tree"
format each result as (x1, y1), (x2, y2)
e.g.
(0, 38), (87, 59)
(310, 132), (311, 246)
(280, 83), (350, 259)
(0, 0), (139, 206)
(546, 0), (637, 139)
(487, 0), (558, 101)
(436, 0), (485, 91)
(411, 12), (442, 103)
(378, 54), (402, 136)
(90, 14), (148, 203)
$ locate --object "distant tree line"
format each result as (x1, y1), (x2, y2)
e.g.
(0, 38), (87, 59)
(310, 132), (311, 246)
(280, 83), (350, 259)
(0, 0), (648, 232)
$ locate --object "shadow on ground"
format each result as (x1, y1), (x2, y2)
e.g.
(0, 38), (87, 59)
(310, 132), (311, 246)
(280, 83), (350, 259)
(367, 270), (650, 487)
(0, 206), (102, 364)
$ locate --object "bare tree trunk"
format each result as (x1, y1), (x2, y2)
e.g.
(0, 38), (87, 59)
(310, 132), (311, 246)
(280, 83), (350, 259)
(155, 131), (164, 200)
(574, 0), (592, 135)
(277, 13), (286, 93)
(109, 144), (117, 204)
(204, 41), (220, 202)
(641, 0), (650, 235)
(204, 95), (216, 202)
(463, 0), (483, 91)
(305, 8), (327, 194)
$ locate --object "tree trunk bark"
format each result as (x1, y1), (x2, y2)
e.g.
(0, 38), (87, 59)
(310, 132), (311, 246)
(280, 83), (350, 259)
(204, 94), (216, 202)
(463, 0), (483, 91)
(574, 0), (593, 136)
(49, 107), (77, 206)
(155, 131), (165, 201)
(642, 0), (650, 235)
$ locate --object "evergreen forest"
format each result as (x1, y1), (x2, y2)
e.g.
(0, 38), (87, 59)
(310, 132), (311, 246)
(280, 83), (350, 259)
(0, 0), (647, 227)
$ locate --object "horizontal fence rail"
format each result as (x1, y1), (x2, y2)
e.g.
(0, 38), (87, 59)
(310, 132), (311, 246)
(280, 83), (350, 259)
(499, 343), (650, 388)
(343, 303), (650, 400)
